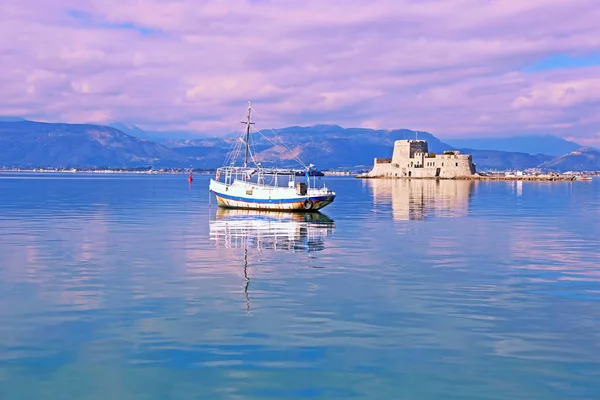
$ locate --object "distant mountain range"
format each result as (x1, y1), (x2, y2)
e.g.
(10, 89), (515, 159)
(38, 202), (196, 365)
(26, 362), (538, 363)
(108, 123), (206, 141)
(0, 116), (27, 122)
(0, 120), (186, 168)
(163, 125), (451, 169)
(0, 119), (598, 172)
(539, 148), (600, 171)
(446, 135), (584, 156)
(457, 149), (554, 171)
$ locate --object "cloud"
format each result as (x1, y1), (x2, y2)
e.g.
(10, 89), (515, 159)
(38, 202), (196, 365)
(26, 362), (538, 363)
(1, 0), (600, 144)
(512, 75), (600, 109)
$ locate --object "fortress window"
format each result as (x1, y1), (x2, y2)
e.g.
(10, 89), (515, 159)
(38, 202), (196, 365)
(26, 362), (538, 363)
(456, 162), (458, 166)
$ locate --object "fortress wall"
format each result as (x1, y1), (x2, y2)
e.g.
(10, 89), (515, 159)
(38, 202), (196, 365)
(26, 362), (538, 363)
(433, 154), (475, 178)
(367, 162), (401, 178)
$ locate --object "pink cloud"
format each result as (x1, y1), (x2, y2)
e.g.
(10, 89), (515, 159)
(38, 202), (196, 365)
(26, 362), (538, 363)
(2, 0), (600, 144)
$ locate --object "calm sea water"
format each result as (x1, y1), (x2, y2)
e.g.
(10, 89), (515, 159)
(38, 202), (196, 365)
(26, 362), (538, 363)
(1, 173), (599, 399)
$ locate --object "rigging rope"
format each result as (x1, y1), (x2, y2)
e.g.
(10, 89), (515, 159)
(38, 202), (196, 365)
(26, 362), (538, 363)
(220, 104), (309, 171)
(222, 109), (247, 168)
(250, 107), (308, 169)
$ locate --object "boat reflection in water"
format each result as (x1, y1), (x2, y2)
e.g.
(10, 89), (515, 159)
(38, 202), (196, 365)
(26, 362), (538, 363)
(209, 208), (335, 313)
(209, 208), (335, 253)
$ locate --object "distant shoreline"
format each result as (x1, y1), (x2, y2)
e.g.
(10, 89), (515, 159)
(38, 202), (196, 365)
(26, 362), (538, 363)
(355, 173), (596, 181)
(0, 168), (364, 176)
(0, 168), (215, 174)
(1, 168), (597, 180)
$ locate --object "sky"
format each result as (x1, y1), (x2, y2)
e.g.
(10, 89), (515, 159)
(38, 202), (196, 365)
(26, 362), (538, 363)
(1, 0), (600, 144)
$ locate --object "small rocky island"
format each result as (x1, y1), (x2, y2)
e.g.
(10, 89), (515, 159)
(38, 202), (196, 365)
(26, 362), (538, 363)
(357, 139), (477, 179)
(357, 139), (581, 181)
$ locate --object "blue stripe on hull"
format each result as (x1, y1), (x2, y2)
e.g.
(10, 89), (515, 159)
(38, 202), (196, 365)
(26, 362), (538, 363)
(212, 191), (335, 211)
(213, 191), (334, 204)
(216, 202), (332, 211)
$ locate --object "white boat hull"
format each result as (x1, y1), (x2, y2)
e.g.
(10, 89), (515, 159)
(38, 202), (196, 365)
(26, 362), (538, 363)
(209, 179), (335, 211)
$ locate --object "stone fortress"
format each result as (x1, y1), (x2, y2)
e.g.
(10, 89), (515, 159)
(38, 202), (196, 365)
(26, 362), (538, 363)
(359, 139), (477, 179)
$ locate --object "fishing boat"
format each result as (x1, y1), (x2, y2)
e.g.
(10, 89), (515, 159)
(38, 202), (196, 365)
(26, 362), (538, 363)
(209, 102), (336, 211)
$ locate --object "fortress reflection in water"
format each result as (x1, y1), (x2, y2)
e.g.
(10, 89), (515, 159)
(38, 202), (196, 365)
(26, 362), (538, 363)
(365, 179), (475, 220)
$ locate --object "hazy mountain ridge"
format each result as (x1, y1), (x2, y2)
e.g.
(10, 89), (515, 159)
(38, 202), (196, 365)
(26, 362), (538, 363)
(0, 120), (186, 168)
(446, 135), (586, 156)
(164, 125), (451, 168)
(460, 149), (554, 171)
(538, 147), (600, 172)
(0, 120), (596, 171)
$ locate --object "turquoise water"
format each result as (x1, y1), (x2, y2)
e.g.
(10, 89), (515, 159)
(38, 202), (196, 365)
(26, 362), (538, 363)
(0, 173), (599, 399)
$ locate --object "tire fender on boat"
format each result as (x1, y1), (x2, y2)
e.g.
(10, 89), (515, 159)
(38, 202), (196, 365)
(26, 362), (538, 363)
(303, 199), (313, 210)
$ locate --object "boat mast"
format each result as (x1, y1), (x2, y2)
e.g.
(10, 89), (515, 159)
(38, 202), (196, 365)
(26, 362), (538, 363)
(242, 101), (255, 168)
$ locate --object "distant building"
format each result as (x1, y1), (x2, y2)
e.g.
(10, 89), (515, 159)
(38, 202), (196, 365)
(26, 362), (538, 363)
(360, 139), (476, 179)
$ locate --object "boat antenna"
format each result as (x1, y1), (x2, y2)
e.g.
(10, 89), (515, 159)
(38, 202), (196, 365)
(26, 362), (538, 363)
(241, 101), (255, 168)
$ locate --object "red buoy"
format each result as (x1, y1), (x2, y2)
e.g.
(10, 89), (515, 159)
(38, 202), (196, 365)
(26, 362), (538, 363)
(188, 172), (193, 183)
